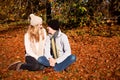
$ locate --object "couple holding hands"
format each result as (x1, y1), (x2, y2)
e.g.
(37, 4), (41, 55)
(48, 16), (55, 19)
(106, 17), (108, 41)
(8, 14), (76, 72)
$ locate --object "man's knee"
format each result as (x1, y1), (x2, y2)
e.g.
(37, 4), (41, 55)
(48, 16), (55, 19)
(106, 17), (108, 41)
(70, 55), (76, 62)
(38, 56), (45, 63)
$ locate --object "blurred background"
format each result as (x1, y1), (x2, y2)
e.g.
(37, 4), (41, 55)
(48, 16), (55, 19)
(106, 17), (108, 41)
(0, 0), (119, 27)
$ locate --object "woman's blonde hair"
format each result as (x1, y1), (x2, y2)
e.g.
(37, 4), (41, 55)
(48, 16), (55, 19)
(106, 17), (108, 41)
(27, 25), (45, 42)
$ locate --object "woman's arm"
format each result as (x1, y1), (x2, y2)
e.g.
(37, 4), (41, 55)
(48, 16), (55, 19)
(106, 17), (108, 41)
(24, 33), (39, 60)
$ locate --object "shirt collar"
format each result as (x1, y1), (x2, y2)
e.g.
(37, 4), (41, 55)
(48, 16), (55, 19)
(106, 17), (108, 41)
(49, 29), (62, 38)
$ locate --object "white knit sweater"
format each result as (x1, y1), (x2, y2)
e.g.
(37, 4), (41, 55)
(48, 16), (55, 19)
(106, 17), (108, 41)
(24, 28), (46, 60)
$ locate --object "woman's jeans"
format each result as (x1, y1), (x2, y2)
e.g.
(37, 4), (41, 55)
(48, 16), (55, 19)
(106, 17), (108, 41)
(38, 54), (76, 71)
(20, 56), (44, 71)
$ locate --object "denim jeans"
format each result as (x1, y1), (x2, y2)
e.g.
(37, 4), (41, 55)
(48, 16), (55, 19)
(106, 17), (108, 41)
(38, 54), (76, 71)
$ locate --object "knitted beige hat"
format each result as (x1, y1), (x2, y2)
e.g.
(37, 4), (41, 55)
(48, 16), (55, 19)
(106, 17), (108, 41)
(29, 14), (42, 26)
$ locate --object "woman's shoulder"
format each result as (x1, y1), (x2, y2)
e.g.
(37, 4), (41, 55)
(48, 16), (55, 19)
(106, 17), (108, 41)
(24, 32), (28, 36)
(24, 33), (29, 38)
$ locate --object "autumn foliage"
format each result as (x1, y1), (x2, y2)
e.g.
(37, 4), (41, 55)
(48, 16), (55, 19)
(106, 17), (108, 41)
(0, 26), (120, 80)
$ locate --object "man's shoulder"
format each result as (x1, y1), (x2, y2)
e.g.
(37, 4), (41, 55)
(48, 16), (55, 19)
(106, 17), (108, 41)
(60, 32), (67, 38)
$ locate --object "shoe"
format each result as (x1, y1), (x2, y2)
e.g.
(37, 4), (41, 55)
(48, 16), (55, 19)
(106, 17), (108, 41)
(64, 67), (70, 72)
(39, 64), (45, 70)
(7, 61), (23, 71)
(64, 69), (68, 72)
(16, 62), (23, 71)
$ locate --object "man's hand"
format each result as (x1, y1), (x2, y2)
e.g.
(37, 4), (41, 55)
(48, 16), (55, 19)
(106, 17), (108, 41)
(49, 58), (56, 67)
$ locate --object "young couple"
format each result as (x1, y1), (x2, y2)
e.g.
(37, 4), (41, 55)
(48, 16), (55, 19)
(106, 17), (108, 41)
(8, 14), (76, 72)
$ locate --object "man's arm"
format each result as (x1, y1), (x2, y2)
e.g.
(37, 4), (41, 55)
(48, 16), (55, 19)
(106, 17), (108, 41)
(56, 34), (71, 63)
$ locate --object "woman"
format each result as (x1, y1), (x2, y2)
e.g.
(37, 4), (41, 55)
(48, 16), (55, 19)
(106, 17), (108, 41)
(8, 14), (47, 71)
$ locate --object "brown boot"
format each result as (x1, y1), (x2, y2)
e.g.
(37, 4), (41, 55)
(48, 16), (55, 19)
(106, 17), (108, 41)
(8, 61), (23, 71)
(16, 62), (23, 71)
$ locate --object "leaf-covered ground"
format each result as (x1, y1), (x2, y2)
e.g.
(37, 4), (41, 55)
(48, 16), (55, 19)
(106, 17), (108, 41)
(0, 26), (120, 80)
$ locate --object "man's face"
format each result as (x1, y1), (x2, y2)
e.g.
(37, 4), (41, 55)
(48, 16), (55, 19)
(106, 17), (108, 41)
(47, 26), (53, 34)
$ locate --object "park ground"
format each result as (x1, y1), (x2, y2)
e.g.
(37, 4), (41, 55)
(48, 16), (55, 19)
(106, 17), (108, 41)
(0, 25), (120, 80)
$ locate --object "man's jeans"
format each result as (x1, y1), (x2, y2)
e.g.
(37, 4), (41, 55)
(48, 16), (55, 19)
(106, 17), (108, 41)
(38, 54), (76, 71)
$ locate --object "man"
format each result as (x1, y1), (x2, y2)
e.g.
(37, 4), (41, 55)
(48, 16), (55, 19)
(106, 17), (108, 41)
(38, 19), (76, 71)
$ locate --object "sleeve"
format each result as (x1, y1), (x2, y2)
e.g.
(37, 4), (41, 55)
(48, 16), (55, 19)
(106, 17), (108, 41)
(44, 36), (52, 59)
(24, 33), (39, 60)
(56, 35), (71, 63)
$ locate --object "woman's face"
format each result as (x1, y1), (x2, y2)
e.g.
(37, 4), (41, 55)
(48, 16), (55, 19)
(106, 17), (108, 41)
(37, 24), (43, 29)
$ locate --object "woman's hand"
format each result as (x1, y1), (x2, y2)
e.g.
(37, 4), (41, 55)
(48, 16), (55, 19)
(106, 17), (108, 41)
(49, 58), (56, 67)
